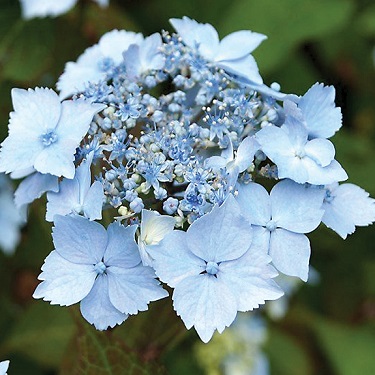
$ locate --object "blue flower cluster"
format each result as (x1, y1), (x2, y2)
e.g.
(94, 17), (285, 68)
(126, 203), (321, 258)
(0, 17), (374, 343)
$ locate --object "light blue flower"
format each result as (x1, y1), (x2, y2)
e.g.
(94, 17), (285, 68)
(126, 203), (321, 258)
(322, 183), (375, 239)
(57, 30), (143, 99)
(170, 16), (266, 84)
(148, 195), (282, 342)
(46, 153), (104, 222)
(256, 116), (348, 185)
(0, 88), (105, 179)
(236, 179), (325, 281)
(20, 0), (109, 20)
(163, 197), (179, 214)
(123, 33), (165, 80)
(33, 215), (168, 330)
(297, 83), (342, 139)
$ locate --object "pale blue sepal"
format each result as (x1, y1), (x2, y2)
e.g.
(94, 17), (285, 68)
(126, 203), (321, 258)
(173, 274), (238, 343)
(269, 229), (310, 282)
(107, 265), (168, 315)
(33, 250), (97, 306)
(80, 274), (128, 330)
(14, 172), (59, 210)
(52, 215), (107, 264)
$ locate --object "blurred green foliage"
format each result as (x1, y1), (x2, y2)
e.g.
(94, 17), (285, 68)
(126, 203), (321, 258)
(0, 0), (374, 374)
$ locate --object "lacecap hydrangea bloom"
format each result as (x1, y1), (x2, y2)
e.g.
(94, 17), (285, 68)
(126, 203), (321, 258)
(1, 17), (374, 342)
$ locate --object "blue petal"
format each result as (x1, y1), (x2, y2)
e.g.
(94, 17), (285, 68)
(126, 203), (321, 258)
(52, 215), (108, 264)
(187, 195), (252, 262)
(170, 17), (219, 60)
(139, 33), (165, 71)
(57, 45), (105, 99)
(304, 138), (335, 167)
(172, 274), (238, 343)
(46, 178), (80, 222)
(219, 243), (283, 312)
(0, 360), (10, 374)
(148, 230), (205, 288)
(104, 223), (140, 268)
(11, 87), (61, 132)
(99, 29), (143, 64)
(218, 55), (263, 84)
(83, 181), (104, 220)
(216, 30), (267, 60)
(270, 179), (325, 233)
(269, 229), (310, 281)
(256, 124), (293, 162)
(56, 99), (106, 152)
(33, 139), (76, 178)
(15, 172), (59, 210)
(298, 83), (342, 139)
(80, 275), (128, 330)
(236, 182), (271, 226)
(303, 158), (348, 185)
(234, 136), (260, 173)
(107, 265), (168, 314)
(33, 250), (96, 305)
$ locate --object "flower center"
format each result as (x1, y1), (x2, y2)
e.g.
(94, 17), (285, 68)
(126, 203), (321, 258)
(94, 261), (107, 275)
(294, 146), (306, 158)
(266, 219), (277, 232)
(205, 261), (219, 275)
(40, 130), (58, 147)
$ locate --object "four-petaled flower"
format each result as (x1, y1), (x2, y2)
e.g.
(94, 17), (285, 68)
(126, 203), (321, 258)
(149, 195), (283, 342)
(236, 179), (325, 281)
(170, 16), (266, 85)
(33, 215), (168, 330)
(0, 88), (105, 179)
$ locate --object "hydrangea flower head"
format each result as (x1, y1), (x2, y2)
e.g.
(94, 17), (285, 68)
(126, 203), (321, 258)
(170, 16), (266, 84)
(236, 179), (325, 281)
(0, 88), (105, 178)
(1, 16), (373, 344)
(149, 195), (283, 342)
(33, 215), (168, 329)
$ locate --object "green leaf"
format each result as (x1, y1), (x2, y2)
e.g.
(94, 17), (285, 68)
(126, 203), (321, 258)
(2, 302), (75, 368)
(219, 0), (354, 73)
(61, 311), (166, 375)
(0, 18), (55, 83)
(265, 328), (312, 375)
(313, 319), (375, 375)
